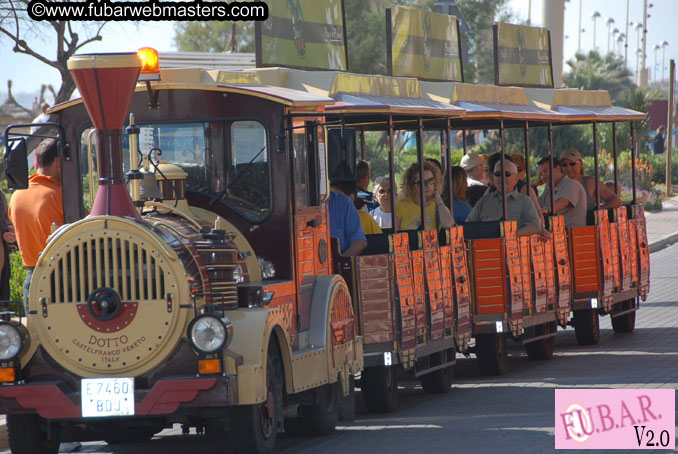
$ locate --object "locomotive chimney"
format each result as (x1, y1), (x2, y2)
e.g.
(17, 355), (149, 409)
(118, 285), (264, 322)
(67, 53), (142, 220)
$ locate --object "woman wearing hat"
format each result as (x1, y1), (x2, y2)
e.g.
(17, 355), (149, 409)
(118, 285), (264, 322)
(560, 149), (622, 211)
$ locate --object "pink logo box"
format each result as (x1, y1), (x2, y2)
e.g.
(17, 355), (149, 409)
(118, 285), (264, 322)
(555, 389), (675, 450)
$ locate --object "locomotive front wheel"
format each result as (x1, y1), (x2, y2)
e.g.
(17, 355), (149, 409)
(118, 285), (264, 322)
(361, 365), (399, 413)
(420, 365), (454, 394)
(7, 414), (60, 454)
(611, 308), (636, 333)
(229, 342), (283, 453)
(573, 309), (600, 345)
(475, 333), (509, 376)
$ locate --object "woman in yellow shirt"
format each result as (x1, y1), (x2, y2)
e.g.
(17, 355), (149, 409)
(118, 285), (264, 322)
(396, 161), (454, 231)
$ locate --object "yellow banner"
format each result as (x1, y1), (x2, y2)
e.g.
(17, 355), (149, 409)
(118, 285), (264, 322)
(258, 0), (347, 71)
(390, 6), (462, 81)
(494, 22), (553, 88)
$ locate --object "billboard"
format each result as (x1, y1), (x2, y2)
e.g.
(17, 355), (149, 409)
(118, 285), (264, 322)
(255, 0), (348, 71)
(493, 22), (553, 88)
(387, 6), (463, 82)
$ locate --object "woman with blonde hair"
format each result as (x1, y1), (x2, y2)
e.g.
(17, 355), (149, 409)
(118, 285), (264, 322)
(396, 161), (454, 230)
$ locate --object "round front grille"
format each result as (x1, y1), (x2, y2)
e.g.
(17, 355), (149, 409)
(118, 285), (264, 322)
(28, 216), (191, 377)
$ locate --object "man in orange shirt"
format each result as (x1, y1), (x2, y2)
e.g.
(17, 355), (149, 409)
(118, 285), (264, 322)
(9, 138), (63, 316)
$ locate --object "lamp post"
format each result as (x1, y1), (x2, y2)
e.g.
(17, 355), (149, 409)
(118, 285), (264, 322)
(616, 33), (625, 58)
(661, 40), (669, 82)
(591, 11), (601, 50)
(640, 1), (653, 86)
(605, 17), (615, 54)
(653, 43), (661, 81)
(611, 28), (620, 57)
(578, 0), (583, 51)
(632, 22), (643, 81)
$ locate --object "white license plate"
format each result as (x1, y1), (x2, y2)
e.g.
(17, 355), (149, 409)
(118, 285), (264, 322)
(81, 377), (135, 417)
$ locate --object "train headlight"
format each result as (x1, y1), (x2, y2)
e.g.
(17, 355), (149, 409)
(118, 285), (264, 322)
(0, 322), (26, 361)
(188, 315), (232, 354)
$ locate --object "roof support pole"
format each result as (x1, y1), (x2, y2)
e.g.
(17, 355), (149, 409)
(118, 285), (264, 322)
(500, 119), (508, 221)
(548, 123), (555, 215)
(417, 116), (426, 228)
(524, 121), (531, 193)
(592, 122), (601, 210)
(630, 121), (637, 204)
(388, 115), (397, 231)
(446, 118), (453, 213)
(612, 122), (619, 195)
(360, 128), (366, 161)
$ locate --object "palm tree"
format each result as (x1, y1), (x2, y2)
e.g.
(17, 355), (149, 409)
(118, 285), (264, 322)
(563, 50), (635, 104)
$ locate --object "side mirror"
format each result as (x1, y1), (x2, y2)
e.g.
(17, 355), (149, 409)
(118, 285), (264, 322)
(327, 127), (356, 183)
(4, 137), (29, 190)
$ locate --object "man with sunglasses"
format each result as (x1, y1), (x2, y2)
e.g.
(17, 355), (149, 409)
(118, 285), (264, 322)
(466, 160), (542, 237)
(537, 158), (587, 228)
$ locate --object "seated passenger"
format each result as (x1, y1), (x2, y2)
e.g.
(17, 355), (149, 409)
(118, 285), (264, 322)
(560, 149), (622, 210)
(467, 160), (543, 237)
(509, 153), (543, 218)
(442, 166), (472, 224)
(329, 181), (367, 256)
(355, 160), (377, 212)
(337, 181), (383, 235)
(537, 158), (587, 228)
(371, 177), (397, 229)
(460, 152), (489, 207)
(395, 161), (455, 231)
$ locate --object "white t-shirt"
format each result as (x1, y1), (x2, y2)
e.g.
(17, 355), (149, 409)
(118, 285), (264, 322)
(371, 206), (393, 228)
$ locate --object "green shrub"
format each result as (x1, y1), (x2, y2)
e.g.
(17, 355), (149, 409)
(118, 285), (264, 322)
(8, 251), (25, 314)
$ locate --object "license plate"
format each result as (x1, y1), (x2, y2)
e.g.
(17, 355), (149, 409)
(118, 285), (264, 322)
(81, 377), (135, 417)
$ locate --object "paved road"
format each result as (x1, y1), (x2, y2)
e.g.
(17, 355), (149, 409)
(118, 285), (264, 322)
(2, 244), (677, 454)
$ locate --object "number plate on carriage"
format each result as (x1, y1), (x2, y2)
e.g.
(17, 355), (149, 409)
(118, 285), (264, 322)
(81, 377), (135, 417)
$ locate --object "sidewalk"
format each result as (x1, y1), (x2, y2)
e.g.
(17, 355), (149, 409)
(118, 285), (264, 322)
(645, 195), (678, 253)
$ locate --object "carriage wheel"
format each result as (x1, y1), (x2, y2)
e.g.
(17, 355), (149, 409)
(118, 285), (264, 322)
(299, 379), (340, 435)
(7, 414), (59, 454)
(612, 308), (636, 333)
(525, 335), (556, 360)
(420, 365), (454, 394)
(573, 309), (600, 345)
(361, 366), (399, 413)
(475, 333), (509, 376)
(229, 341), (283, 454)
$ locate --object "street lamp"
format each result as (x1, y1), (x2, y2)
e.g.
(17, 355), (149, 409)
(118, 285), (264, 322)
(616, 33), (626, 57)
(591, 11), (601, 50)
(653, 43), (661, 81)
(661, 40), (669, 82)
(605, 17), (615, 54)
(632, 22), (643, 79)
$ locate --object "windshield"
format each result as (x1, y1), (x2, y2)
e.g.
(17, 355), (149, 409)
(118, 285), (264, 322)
(81, 119), (271, 222)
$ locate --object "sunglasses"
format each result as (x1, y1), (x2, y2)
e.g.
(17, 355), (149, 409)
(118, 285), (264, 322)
(565, 162), (579, 167)
(414, 177), (436, 187)
(493, 171), (515, 177)
(517, 167), (524, 172)
(377, 188), (392, 194)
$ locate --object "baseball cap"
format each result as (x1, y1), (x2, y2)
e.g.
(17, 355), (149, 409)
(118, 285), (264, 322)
(560, 149), (583, 162)
(460, 153), (484, 170)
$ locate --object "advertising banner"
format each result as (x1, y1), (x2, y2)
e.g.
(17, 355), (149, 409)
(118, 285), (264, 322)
(494, 22), (553, 88)
(255, 0), (348, 71)
(387, 6), (463, 82)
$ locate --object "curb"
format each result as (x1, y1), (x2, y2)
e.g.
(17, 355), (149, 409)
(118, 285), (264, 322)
(649, 232), (678, 253)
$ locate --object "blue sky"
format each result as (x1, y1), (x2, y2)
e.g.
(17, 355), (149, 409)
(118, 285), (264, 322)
(1, 0), (677, 104)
